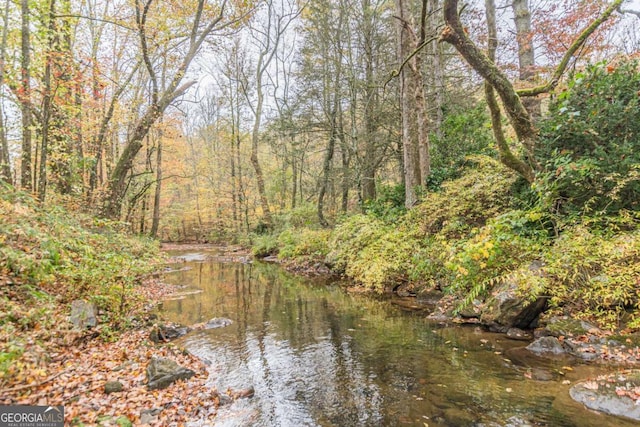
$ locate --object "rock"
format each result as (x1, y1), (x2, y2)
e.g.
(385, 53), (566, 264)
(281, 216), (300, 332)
(526, 336), (570, 355)
(104, 381), (124, 394)
(529, 368), (554, 381)
(570, 372), (640, 421)
(506, 327), (533, 341)
(205, 317), (233, 329)
(70, 299), (98, 329)
(149, 324), (191, 343)
(480, 262), (547, 330)
(235, 386), (255, 399)
(140, 408), (162, 425)
(544, 317), (599, 337)
(459, 300), (482, 319)
(146, 357), (195, 390)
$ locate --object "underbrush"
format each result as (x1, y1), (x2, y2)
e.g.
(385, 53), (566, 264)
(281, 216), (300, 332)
(262, 154), (640, 332)
(0, 184), (163, 382)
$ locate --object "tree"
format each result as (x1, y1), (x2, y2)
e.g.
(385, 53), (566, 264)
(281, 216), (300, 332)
(20, 0), (33, 190)
(395, 0), (430, 207)
(244, 0), (302, 227)
(440, 0), (624, 183)
(103, 0), (242, 219)
(0, 0), (11, 183)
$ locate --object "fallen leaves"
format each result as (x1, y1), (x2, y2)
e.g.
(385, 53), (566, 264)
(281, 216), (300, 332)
(2, 329), (215, 426)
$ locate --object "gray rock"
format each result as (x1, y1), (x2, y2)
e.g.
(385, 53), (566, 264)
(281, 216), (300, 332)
(104, 381), (123, 394)
(205, 317), (233, 329)
(140, 408), (162, 425)
(146, 357), (195, 390)
(70, 299), (98, 329)
(570, 375), (640, 421)
(526, 336), (570, 355)
(480, 262), (547, 330)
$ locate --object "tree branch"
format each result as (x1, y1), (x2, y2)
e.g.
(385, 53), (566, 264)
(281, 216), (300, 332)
(517, 0), (624, 97)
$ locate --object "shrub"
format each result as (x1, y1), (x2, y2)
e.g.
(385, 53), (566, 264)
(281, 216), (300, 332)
(444, 210), (547, 306)
(537, 60), (640, 216)
(277, 228), (331, 260)
(251, 233), (279, 257)
(362, 183), (406, 222)
(328, 215), (420, 291)
(539, 225), (640, 330)
(407, 155), (518, 239)
(429, 103), (495, 186)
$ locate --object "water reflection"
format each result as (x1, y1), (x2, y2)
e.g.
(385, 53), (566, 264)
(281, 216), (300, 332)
(160, 256), (636, 427)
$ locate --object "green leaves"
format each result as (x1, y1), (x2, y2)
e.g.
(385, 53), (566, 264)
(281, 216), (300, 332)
(538, 60), (640, 216)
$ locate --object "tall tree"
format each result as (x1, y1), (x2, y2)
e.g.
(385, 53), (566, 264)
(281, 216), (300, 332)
(395, 0), (430, 207)
(512, 0), (540, 121)
(0, 0), (11, 183)
(20, 0), (33, 190)
(245, 0), (301, 227)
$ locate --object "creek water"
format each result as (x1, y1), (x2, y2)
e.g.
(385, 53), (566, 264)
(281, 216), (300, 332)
(159, 249), (637, 427)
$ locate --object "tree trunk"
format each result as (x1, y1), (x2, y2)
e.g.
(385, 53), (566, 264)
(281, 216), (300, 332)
(396, 0), (427, 207)
(512, 0), (541, 121)
(441, 0), (536, 182)
(20, 0), (32, 190)
(428, 0), (444, 138)
(150, 128), (162, 238)
(0, 0), (11, 183)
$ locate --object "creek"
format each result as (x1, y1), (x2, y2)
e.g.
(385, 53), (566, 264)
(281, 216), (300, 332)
(159, 248), (636, 427)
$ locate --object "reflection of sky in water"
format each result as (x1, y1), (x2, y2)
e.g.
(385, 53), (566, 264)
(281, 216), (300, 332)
(161, 255), (634, 427)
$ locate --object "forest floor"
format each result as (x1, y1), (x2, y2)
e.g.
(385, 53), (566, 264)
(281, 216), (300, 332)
(0, 277), (225, 427)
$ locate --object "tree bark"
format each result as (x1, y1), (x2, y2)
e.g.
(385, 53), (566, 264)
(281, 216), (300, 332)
(512, 0), (540, 121)
(0, 0), (11, 183)
(20, 0), (33, 190)
(150, 128), (162, 238)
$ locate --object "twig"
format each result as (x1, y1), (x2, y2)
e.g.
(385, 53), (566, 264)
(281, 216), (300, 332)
(3, 371), (64, 393)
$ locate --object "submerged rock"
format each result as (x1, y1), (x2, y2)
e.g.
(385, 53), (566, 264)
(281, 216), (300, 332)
(70, 299), (98, 329)
(146, 357), (195, 390)
(205, 317), (233, 329)
(506, 327), (533, 341)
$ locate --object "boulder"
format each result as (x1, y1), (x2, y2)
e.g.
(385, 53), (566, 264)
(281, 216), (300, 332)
(525, 336), (570, 355)
(70, 299), (98, 329)
(149, 324), (191, 343)
(146, 357), (195, 390)
(480, 262), (547, 331)
(570, 372), (640, 421)
(543, 317), (599, 338)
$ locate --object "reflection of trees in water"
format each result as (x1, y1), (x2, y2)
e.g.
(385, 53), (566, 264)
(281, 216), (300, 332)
(161, 259), (620, 427)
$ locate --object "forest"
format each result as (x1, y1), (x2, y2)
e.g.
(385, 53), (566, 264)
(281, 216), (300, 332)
(2, 0), (640, 425)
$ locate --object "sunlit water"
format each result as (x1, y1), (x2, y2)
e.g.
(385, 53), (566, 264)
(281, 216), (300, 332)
(159, 250), (638, 427)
